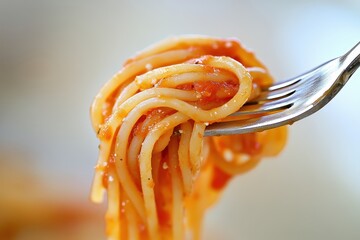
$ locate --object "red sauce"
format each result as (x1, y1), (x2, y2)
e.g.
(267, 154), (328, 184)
(194, 80), (238, 104)
(211, 166), (231, 190)
(177, 78), (238, 108)
(99, 124), (113, 141)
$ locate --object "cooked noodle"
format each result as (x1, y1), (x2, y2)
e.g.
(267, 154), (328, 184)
(90, 35), (287, 240)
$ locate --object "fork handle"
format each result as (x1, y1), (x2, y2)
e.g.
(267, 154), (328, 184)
(342, 41), (360, 81)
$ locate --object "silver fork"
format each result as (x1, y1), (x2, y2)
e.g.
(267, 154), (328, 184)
(205, 41), (360, 136)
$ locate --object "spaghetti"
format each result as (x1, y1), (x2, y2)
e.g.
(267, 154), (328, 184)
(90, 36), (287, 240)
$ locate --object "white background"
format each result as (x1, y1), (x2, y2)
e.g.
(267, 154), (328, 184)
(0, 0), (359, 239)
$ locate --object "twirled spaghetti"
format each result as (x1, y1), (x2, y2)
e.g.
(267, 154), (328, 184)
(90, 36), (287, 240)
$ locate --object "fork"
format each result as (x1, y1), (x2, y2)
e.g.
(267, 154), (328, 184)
(205, 41), (360, 136)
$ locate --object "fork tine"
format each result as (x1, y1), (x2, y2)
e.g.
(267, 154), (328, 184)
(205, 41), (360, 137)
(248, 87), (296, 102)
(265, 77), (301, 91)
(246, 76), (301, 104)
(205, 110), (290, 136)
(230, 95), (295, 116)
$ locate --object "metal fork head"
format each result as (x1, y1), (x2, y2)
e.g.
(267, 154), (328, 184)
(205, 41), (360, 136)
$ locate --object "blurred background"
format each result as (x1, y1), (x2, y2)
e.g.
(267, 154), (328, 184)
(0, 0), (359, 239)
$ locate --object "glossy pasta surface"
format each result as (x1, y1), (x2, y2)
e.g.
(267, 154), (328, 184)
(90, 36), (287, 240)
